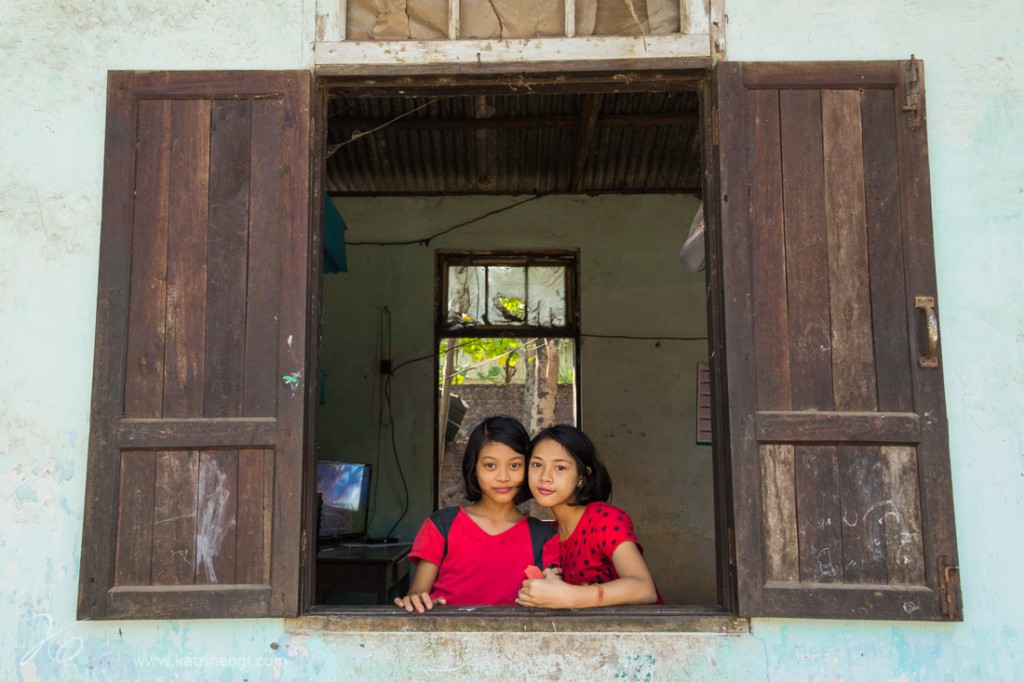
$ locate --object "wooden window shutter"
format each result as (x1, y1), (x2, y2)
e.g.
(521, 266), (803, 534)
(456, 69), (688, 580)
(78, 71), (314, 619)
(711, 61), (961, 620)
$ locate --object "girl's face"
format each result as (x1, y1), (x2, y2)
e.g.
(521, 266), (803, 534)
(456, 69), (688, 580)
(528, 438), (582, 509)
(475, 441), (526, 505)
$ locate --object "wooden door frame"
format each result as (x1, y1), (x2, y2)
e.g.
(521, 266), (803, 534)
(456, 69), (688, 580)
(305, 63), (734, 616)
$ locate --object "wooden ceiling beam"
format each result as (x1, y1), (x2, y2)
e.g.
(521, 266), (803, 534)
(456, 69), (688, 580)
(327, 112), (698, 135)
(570, 94), (604, 193)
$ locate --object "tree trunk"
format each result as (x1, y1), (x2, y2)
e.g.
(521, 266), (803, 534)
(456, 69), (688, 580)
(523, 338), (559, 436)
(438, 339), (458, 507)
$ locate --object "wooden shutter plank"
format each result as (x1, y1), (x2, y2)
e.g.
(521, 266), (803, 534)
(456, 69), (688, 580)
(151, 450), (200, 585)
(243, 99), (284, 418)
(79, 71), (312, 620)
(716, 61), (961, 620)
(263, 447), (275, 586)
(114, 451), (157, 586)
(124, 99), (171, 419)
(117, 417), (277, 448)
(795, 445), (843, 583)
(822, 89), (878, 412)
(236, 448), (268, 584)
(195, 449), (239, 585)
(779, 90), (833, 412)
(750, 89), (792, 412)
(760, 444), (798, 582)
(837, 445), (888, 584)
(762, 584), (935, 620)
(165, 99), (211, 419)
(755, 411), (920, 443)
(880, 445), (925, 585)
(741, 62), (900, 89)
(861, 88), (913, 413)
(205, 99), (252, 418)
(107, 585), (271, 619)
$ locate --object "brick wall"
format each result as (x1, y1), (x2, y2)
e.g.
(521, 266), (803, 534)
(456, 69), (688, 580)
(439, 383), (575, 508)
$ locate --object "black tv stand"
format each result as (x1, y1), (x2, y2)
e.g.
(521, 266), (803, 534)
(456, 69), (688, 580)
(365, 535), (400, 544)
(316, 542), (412, 605)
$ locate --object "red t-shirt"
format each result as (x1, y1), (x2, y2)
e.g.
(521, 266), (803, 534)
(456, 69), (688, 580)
(410, 508), (560, 605)
(559, 501), (662, 603)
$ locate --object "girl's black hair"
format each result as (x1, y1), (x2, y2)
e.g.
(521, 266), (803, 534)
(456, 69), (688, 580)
(529, 424), (612, 505)
(462, 416), (532, 505)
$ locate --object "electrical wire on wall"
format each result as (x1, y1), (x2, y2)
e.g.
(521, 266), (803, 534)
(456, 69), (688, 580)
(345, 195), (541, 248)
(369, 306), (410, 540)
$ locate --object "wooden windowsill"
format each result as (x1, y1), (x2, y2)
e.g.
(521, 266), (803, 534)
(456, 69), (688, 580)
(288, 605), (748, 634)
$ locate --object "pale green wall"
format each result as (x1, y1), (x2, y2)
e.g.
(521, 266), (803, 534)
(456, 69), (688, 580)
(316, 194), (715, 605)
(724, 1), (1024, 678)
(2, 0), (1022, 679)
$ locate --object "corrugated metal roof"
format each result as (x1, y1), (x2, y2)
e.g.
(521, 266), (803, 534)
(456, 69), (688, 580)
(325, 90), (702, 196)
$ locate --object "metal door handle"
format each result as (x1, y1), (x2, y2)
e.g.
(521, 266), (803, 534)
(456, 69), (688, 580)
(915, 296), (939, 368)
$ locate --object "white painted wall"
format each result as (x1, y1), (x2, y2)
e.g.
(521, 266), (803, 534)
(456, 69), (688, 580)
(2, 0), (1022, 679)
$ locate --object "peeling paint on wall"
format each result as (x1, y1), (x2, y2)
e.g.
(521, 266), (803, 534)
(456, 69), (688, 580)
(2, 0), (1024, 679)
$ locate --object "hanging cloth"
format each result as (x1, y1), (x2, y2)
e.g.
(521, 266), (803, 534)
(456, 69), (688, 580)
(324, 196), (348, 273)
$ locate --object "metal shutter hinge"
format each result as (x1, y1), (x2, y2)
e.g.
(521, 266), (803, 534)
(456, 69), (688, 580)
(938, 556), (961, 619)
(902, 56), (924, 132)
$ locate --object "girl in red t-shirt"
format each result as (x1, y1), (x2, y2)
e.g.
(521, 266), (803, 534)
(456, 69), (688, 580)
(395, 416), (558, 612)
(517, 424), (661, 608)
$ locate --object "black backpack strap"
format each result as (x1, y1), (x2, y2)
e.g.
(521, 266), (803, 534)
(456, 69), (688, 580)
(526, 516), (558, 567)
(429, 506), (460, 566)
(432, 508), (555, 568)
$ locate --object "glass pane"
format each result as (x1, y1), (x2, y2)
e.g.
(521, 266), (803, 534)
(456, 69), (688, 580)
(527, 266), (567, 327)
(487, 266), (527, 326)
(446, 265), (486, 329)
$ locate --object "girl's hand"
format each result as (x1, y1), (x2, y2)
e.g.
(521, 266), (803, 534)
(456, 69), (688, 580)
(516, 575), (579, 609)
(394, 592), (446, 613)
(542, 566), (563, 579)
(396, 560), (443, 613)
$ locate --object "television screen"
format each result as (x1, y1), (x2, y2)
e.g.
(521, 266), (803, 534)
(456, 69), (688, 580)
(316, 461), (372, 543)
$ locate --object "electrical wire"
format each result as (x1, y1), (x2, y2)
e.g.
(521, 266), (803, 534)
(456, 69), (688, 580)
(382, 374), (410, 539)
(345, 195), (541, 247)
(581, 332), (707, 341)
(391, 334), (706, 377)
(327, 97), (441, 158)
(389, 338), (480, 375)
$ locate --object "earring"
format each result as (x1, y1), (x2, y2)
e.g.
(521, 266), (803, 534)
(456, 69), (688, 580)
(577, 479), (584, 488)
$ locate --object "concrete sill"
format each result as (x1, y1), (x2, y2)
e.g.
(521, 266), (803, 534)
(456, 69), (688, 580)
(289, 605), (748, 634)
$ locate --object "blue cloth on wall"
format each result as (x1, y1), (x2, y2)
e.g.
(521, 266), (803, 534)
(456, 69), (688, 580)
(324, 197), (348, 273)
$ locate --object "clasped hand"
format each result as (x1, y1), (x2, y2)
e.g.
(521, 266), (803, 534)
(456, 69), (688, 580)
(516, 567), (573, 608)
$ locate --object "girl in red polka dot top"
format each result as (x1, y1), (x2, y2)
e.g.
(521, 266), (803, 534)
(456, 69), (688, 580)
(516, 424), (661, 608)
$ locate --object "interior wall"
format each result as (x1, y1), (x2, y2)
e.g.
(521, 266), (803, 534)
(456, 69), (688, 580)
(317, 193), (715, 604)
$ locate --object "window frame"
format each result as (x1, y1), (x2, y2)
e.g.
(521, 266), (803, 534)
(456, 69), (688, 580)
(79, 60), (960, 625)
(436, 250), (580, 339)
